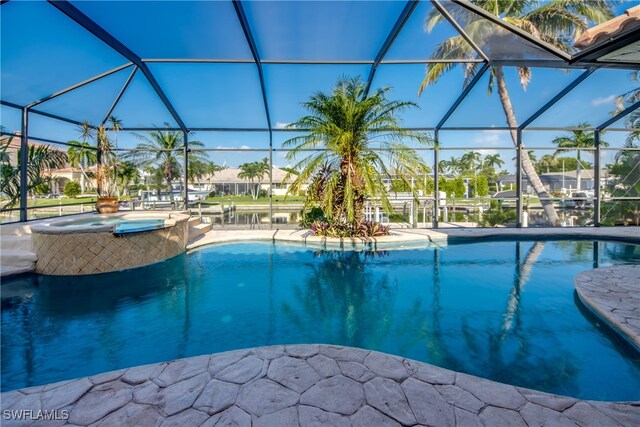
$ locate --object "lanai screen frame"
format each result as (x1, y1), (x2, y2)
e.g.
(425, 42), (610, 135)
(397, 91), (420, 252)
(1, 0), (638, 227)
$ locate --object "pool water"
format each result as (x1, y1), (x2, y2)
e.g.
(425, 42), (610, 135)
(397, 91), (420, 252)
(2, 240), (640, 400)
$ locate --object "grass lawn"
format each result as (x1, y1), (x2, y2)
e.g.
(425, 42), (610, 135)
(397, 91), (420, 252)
(28, 197), (97, 207)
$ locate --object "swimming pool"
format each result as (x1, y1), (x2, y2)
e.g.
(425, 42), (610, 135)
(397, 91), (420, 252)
(1, 239), (639, 400)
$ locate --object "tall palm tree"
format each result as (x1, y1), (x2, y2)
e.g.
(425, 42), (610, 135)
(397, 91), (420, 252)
(552, 123), (607, 191)
(68, 121), (98, 193)
(108, 116), (123, 197)
(201, 160), (225, 192)
(460, 151), (481, 173)
(484, 153), (504, 171)
(129, 124), (205, 203)
(113, 160), (139, 196)
(284, 76), (431, 226)
(537, 154), (559, 174)
(420, 0), (612, 226)
(67, 141), (97, 193)
(615, 71), (639, 144)
(238, 158), (269, 200)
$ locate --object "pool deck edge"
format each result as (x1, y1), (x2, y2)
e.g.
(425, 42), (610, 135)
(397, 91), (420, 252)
(1, 345), (638, 426)
(575, 265), (640, 353)
(185, 226), (640, 251)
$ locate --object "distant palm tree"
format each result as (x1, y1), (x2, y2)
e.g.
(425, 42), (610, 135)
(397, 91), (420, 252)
(67, 120), (98, 193)
(483, 153), (504, 171)
(113, 160), (139, 196)
(205, 161), (225, 191)
(238, 158), (269, 200)
(420, 0), (612, 225)
(552, 123), (608, 191)
(441, 156), (463, 176)
(284, 76), (431, 226)
(108, 116), (123, 197)
(1, 138), (67, 206)
(67, 141), (97, 193)
(129, 124), (205, 203)
(537, 154), (558, 174)
(460, 151), (481, 172)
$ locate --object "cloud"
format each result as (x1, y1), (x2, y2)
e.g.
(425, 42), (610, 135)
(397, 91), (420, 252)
(591, 95), (616, 106)
(472, 129), (507, 147)
(275, 121), (290, 129)
(214, 145), (251, 150)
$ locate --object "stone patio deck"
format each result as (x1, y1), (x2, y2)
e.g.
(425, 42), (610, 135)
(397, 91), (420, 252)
(2, 345), (639, 426)
(575, 265), (640, 352)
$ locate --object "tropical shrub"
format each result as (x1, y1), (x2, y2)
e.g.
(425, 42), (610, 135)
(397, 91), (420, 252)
(476, 201), (517, 227)
(309, 219), (390, 238)
(299, 206), (326, 228)
(63, 181), (82, 198)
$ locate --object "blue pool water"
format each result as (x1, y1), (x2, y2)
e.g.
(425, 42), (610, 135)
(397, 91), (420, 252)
(2, 240), (640, 400)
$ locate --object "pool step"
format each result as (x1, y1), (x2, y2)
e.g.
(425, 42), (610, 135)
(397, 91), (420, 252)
(1, 249), (37, 277)
(188, 216), (202, 227)
(1, 249), (37, 266)
(188, 222), (212, 242)
(1, 234), (33, 251)
(0, 264), (34, 278)
(0, 223), (32, 236)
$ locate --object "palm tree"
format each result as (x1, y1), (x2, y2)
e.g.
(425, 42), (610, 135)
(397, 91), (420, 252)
(441, 155), (463, 176)
(420, 1), (612, 226)
(204, 161), (225, 192)
(67, 121), (98, 194)
(537, 154), (559, 174)
(284, 76), (431, 226)
(187, 158), (211, 187)
(67, 141), (97, 193)
(552, 123), (607, 191)
(1, 138), (68, 207)
(483, 153), (505, 173)
(615, 71), (639, 144)
(460, 151), (481, 173)
(108, 116), (123, 197)
(129, 124), (205, 203)
(113, 160), (139, 196)
(238, 158), (269, 200)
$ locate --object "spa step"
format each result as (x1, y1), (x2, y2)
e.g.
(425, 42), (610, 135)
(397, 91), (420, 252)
(1, 249), (37, 267)
(189, 223), (212, 241)
(0, 223), (32, 236)
(0, 264), (35, 278)
(0, 234), (33, 251)
(188, 217), (202, 227)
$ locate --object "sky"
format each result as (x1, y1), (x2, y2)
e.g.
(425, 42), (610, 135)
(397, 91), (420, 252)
(1, 0), (637, 172)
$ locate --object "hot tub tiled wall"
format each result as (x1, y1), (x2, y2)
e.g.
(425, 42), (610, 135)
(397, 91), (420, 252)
(33, 219), (188, 275)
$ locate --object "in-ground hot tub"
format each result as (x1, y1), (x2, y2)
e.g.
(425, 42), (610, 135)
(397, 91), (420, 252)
(30, 212), (191, 275)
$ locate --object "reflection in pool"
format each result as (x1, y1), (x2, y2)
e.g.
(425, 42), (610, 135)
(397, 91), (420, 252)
(2, 240), (640, 400)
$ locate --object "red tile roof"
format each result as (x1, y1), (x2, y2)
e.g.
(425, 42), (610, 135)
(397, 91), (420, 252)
(574, 5), (640, 49)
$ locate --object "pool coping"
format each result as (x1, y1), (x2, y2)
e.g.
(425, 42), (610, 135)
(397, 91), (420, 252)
(575, 265), (640, 353)
(1, 345), (638, 426)
(186, 226), (640, 251)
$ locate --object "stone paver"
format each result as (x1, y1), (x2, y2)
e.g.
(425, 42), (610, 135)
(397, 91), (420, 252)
(575, 265), (640, 352)
(1, 345), (638, 426)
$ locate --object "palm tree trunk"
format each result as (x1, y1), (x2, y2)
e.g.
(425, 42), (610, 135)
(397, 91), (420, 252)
(576, 151), (582, 191)
(494, 66), (560, 226)
(79, 162), (86, 194)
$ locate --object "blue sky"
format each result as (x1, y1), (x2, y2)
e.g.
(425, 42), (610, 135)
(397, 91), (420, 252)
(1, 0), (637, 171)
